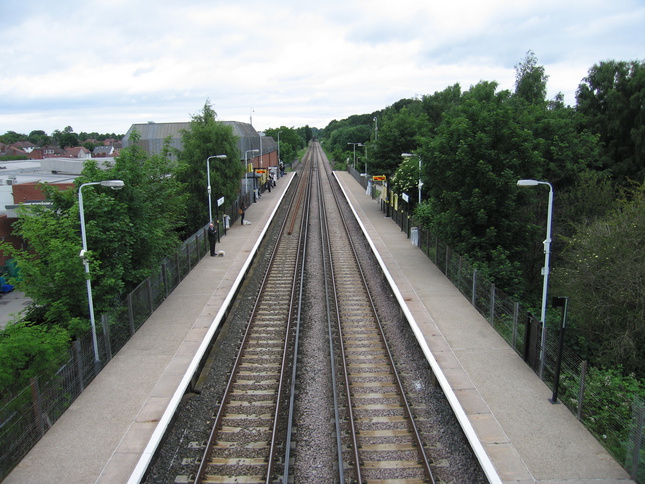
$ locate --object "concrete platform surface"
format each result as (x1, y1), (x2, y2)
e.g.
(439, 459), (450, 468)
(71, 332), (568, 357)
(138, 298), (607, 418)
(335, 170), (633, 484)
(5, 175), (294, 484)
(4, 168), (635, 484)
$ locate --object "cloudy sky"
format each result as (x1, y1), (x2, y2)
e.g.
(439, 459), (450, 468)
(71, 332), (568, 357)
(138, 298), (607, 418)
(1, 0), (643, 136)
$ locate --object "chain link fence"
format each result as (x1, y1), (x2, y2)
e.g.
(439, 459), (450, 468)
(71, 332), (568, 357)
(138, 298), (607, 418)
(0, 223), (214, 480)
(359, 167), (644, 482)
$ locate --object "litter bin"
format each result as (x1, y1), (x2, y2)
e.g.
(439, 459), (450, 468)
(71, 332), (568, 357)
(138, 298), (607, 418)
(410, 227), (419, 246)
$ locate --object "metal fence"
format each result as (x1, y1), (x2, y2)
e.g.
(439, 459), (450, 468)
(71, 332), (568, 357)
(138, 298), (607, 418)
(0, 223), (215, 480)
(348, 167), (644, 482)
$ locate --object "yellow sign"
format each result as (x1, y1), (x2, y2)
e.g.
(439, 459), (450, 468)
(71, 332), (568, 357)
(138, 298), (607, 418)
(256, 169), (267, 174)
(372, 175), (386, 181)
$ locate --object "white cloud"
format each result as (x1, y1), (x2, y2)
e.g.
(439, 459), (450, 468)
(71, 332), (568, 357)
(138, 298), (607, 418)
(0, 0), (643, 135)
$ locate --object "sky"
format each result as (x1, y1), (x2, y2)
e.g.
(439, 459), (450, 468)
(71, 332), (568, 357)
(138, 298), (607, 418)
(1, 0), (643, 136)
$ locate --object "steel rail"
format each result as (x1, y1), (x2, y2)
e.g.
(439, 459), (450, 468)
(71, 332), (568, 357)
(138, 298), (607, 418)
(323, 143), (437, 484)
(195, 162), (307, 484)
(280, 155), (316, 482)
(313, 145), (347, 483)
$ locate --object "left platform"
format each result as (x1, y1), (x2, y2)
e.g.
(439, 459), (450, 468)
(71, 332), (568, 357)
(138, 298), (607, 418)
(4, 174), (294, 484)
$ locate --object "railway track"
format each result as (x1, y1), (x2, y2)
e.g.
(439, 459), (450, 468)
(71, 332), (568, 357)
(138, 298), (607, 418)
(194, 150), (314, 483)
(315, 142), (436, 483)
(156, 141), (485, 484)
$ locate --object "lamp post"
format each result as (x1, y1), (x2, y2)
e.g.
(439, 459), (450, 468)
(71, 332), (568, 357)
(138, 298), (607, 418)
(207, 155), (227, 223)
(373, 116), (378, 140)
(348, 143), (363, 170)
(402, 153), (423, 204)
(277, 131), (282, 176)
(245, 149), (259, 200)
(517, 179), (554, 378)
(79, 180), (125, 366)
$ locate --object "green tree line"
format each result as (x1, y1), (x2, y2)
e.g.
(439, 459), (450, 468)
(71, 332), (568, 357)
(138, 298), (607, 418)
(0, 101), (310, 396)
(0, 127), (124, 152)
(321, 52), (645, 378)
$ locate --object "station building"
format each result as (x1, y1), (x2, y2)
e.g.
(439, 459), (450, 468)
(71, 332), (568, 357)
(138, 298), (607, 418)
(121, 121), (279, 171)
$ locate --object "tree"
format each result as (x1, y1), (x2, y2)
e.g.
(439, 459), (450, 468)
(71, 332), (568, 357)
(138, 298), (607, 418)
(576, 59), (645, 183)
(370, 106), (428, 177)
(0, 322), (69, 396)
(390, 155), (420, 203)
(175, 101), (242, 236)
(4, 132), (185, 334)
(416, 82), (535, 291)
(553, 181), (645, 377)
(52, 126), (79, 149)
(28, 130), (51, 146)
(514, 50), (549, 104)
(265, 126), (304, 164)
(0, 131), (27, 144)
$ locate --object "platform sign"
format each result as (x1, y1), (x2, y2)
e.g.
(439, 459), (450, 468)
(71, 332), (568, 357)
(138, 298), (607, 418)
(256, 169), (267, 174)
(372, 175), (386, 181)
(402, 193), (409, 202)
(217, 197), (225, 207)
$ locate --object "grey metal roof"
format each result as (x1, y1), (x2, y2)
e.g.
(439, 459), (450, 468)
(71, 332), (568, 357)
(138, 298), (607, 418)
(122, 121), (277, 160)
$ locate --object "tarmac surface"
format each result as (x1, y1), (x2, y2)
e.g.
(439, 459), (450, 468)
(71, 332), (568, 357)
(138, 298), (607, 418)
(0, 289), (32, 331)
(4, 169), (634, 484)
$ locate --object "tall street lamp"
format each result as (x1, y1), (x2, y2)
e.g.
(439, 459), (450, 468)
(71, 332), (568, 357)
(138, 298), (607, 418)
(517, 179), (554, 378)
(348, 142), (363, 169)
(277, 131), (282, 174)
(245, 149), (259, 199)
(402, 153), (423, 204)
(207, 155), (227, 223)
(79, 180), (125, 365)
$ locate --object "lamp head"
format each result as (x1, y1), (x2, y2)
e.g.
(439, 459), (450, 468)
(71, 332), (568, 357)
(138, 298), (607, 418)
(517, 179), (539, 187)
(401, 153), (413, 158)
(101, 180), (125, 190)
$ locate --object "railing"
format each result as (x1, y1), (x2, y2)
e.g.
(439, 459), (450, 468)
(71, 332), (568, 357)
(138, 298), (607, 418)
(348, 166), (644, 482)
(0, 220), (222, 480)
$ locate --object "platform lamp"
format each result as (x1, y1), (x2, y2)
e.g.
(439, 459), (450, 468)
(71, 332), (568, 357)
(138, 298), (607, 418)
(245, 149), (259, 199)
(347, 143), (363, 170)
(517, 179), (554, 378)
(79, 180), (125, 366)
(207, 155), (227, 223)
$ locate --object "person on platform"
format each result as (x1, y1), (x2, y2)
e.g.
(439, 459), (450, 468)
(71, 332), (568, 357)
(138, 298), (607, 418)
(240, 203), (246, 225)
(208, 222), (217, 256)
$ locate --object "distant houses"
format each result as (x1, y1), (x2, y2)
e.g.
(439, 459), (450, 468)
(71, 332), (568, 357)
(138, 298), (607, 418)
(0, 140), (121, 161)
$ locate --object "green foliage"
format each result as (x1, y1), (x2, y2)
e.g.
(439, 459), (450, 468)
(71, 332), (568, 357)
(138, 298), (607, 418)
(175, 101), (242, 236)
(370, 106), (428, 176)
(0, 322), (70, 395)
(28, 130), (51, 146)
(576, 59), (645, 182)
(0, 131), (27, 144)
(559, 365), (645, 462)
(265, 126), (305, 164)
(553, 182), (645, 376)
(514, 50), (549, 104)
(417, 82), (535, 280)
(52, 126), (79, 149)
(4, 132), (184, 334)
(320, 54), (641, 375)
(390, 155), (419, 200)
(0, 155), (29, 161)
